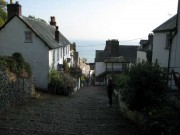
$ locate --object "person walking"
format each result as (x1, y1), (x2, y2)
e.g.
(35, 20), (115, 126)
(107, 78), (114, 106)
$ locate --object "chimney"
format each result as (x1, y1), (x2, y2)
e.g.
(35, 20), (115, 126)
(55, 26), (60, 43)
(50, 16), (56, 26)
(7, 1), (22, 19)
(148, 33), (153, 43)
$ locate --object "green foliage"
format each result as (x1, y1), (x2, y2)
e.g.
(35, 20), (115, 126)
(49, 68), (77, 96)
(114, 74), (130, 89)
(69, 67), (81, 78)
(12, 52), (25, 61)
(63, 60), (69, 73)
(0, 53), (32, 77)
(0, 0), (7, 27)
(143, 105), (180, 135)
(120, 62), (168, 111)
(49, 67), (60, 86)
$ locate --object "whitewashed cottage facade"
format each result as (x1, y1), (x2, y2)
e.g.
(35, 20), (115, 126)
(95, 39), (138, 85)
(152, 1), (180, 89)
(0, 2), (71, 90)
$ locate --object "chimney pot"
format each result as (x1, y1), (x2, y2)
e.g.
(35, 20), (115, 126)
(50, 16), (56, 26)
(55, 26), (60, 43)
(10, 0), (13, 4)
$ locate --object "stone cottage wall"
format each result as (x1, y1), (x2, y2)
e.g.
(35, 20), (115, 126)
(0, 69), (34, 112)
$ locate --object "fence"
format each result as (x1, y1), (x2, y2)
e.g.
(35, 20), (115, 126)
(168, 67), (180, 90)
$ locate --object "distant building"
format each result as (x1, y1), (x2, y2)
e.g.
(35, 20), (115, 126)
(137, 33), (153, 63)
(152, 8), (180, 89)
(94, 39), (138, 85)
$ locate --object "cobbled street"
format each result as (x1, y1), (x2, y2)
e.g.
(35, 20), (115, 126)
(0, 86), (138, 135)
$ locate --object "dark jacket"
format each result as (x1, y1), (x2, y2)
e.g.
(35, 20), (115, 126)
(107, 79), (114, 94)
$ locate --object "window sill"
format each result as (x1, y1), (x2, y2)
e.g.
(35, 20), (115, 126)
(24, 42), (33, 43)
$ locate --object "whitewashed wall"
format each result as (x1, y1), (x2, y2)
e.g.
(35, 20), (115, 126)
(152, 33), (169, 67)
(137, 50), (147, 63)
(95, 62), (106, 76)
(106, 63), (122, 71)
(63, 45), (72, 67)
(174, 5), (180, 73)
(0, 16), (49, 90)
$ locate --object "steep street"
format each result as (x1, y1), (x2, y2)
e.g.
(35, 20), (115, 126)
(0, 86), (138, 135)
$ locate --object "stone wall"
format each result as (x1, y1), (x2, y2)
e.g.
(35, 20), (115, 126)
(0, 69), (34, 112)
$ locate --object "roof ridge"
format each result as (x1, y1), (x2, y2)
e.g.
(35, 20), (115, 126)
(153, 14), (177, 32)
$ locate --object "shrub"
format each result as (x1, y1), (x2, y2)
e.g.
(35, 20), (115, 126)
(0, 53), (32, 77)
(48, 68), (77, 96)
(120, 62), (168, 111)
(142, 105), (180, 135)
(12, 52), (24, 61)
(114, 74), (130, 89)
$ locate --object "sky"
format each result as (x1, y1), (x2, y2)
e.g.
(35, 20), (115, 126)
(5, 0), (179, 62)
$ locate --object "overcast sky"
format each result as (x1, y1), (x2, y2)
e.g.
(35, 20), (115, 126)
(9, 0), (178, 42)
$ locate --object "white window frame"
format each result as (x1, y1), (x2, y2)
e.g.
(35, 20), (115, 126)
(57, 48), (60, 60)
(24, 31), (33, 43)
(165, 33), (170, 49)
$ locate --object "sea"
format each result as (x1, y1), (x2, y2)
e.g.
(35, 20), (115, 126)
(71, 40), (106, 63)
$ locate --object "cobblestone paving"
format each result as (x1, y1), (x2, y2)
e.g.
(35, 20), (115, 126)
(0, 86), (138, 135)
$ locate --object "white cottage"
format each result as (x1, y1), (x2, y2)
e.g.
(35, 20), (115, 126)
(0, 2), (71, 90)
(137, 34), (153, 63)
(94, 39), (138, 85)
(152, 15), (177, 68)
(152, 1), (180, 89)
(152, 13), (180, 73)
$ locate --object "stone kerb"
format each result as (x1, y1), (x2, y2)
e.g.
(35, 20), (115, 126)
(0, 69), (34, 112)
(117, 91), (144, 125)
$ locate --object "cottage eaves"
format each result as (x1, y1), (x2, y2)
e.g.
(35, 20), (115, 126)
(0, 15), (71, 49)
(153, 14), (177, 33)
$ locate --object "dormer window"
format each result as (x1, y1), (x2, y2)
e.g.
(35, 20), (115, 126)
(24, 31), (32, 43)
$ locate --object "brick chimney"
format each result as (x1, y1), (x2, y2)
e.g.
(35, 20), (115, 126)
(7, 1), (22, 19)
(105, 39), (119, 57)
(55, 26), (60, 43)
(50, 16), (56, 26)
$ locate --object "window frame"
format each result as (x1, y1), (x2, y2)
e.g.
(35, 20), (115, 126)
(24, 31), (33, 43)
(165, 33), (170, 49)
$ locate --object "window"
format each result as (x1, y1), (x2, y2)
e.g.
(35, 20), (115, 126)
(57, 48), (59, 60)
(24, 31), (33, 43)
(165, 33), (170, 49)
(53, 50), (55, 62)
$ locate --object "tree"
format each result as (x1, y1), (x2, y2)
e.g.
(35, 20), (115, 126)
(63, 60), (69, 73)
(120, 62), (168, 111)
(81, 58), (87, 63)
(0, 0), (7, 27)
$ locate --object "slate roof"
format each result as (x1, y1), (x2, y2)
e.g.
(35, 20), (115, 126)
(153, 14), (177, 33)
(95, 45), (138, 63)
(104, 56), (129, 63)
(119, 45), (138, 62)
(95, 50), (110, 62)
(0, 15), (71, 49)
(139, 40), (149, 45)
